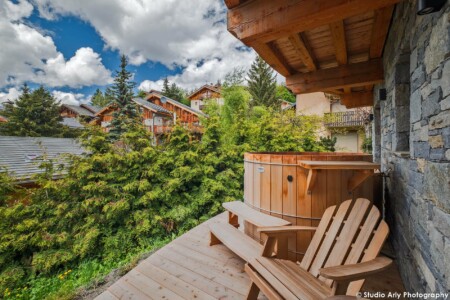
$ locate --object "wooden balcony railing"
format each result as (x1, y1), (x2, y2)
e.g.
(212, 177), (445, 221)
(324, 111), (368, 127)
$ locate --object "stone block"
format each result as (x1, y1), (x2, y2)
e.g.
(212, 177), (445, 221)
(442, 127), (450, 148)
(411, 89), (422, 123)
(424, 162), (450, 211)
(440, 95), (450, 111)
(442, 60), (450, 98)
(433, 206), (450, 236)
(413, 142), (430, 158)
(422, 88), (442, 118)
(429, 110), (450, 130)
(430, 148), (445, 160)
(411, 66), (426, 91)
(424, 14), (450, 75)
(417, 158), (426, 173)
(409, 170), (424, 190)
(412, 125), (429, 142)
(446, 149), (450, 160)
(428, 135), (444, 148)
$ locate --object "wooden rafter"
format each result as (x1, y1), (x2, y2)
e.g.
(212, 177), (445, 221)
(370, 5), (395, 58)
(286, 59), (384, 94)
(224, 0), (244, 9)
(251, 42), (294, 77)
(228, 0), (403, 44)
(341, 91), (374, 108)
(329, 21), (348, 65)
(287, 33), (317, 71)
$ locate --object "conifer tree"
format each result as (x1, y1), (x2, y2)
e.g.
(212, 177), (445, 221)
(108, 55), (139, 140)
(91, 89), (110, 107)
(247, 56), (278, 107)
(162, 77), (170, 95)
(0, 84), (64, 137)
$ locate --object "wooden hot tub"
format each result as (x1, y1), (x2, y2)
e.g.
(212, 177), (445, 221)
(243, 152), (380, 261)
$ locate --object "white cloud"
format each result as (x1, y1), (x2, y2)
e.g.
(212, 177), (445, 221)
(36, 47), (113, 88)
(0, 87), (21, 103)
(52, 90), (89, 105)
(0, 0), (112, 89)
(32, 0), (274, 90)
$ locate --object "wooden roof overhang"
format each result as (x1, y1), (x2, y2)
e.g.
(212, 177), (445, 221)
(225, 0), (403, 108)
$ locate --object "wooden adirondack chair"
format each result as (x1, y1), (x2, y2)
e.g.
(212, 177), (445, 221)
(245, 198), (392, 300)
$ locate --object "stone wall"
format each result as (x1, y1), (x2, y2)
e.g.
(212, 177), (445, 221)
(373, 0), (450, 292)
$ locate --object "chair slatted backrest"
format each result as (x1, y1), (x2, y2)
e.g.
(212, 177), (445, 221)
(299, 198), (389, 295)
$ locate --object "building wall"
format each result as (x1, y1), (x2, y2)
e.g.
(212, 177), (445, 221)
(374, 0), (450, 292)
(296, 92), (331, 115)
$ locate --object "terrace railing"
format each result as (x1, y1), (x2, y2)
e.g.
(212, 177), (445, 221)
(324, 110), (369, 128)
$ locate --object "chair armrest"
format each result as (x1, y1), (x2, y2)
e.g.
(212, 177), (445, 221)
(319, 256), (392, 282)
(258, 226), (317, 235)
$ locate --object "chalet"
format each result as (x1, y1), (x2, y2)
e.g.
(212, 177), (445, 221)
(188, 84), (223, 112)
(0, 136), (84, 187)
(60, 104), (100, 120)
(59, 104), (101, 129)
(93, 93), (205, 139)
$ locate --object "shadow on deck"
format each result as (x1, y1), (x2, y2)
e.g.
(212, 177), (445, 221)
(96, 213), (405, 299)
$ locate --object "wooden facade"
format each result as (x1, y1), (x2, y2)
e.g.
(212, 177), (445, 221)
(146, 93), (204, 132)
(225, 0), (403, 108)
(93, 94), (205, 135)
(188, 85), (222, 101)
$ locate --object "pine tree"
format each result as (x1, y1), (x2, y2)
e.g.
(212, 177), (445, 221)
(162, 77), (170, 95)
(91, 89), (110, 107)
(247, 56), (278, 107)
(0, 84), (64, 137)
(108, 55), (139, 141)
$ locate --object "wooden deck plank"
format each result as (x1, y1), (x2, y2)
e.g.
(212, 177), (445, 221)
(149, 255), (245, 300)
(96, 212), (405, 300)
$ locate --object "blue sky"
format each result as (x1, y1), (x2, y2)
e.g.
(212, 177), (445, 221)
(0, 0), (259, 105)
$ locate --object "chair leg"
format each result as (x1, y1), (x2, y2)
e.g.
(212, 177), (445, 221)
(247, 282), (260, 300)
(210, 232), (222, 246)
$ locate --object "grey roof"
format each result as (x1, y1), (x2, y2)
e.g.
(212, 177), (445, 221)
(81, 104), (102, 114)
(132, 98), (173, 115)
(0, 136), (85, 183)
(61, 117), (85, 129)
(62, 105), (95, 117)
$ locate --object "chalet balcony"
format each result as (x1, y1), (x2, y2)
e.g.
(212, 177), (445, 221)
(96, 153), (406, 300)
(323, 111), (368, 128)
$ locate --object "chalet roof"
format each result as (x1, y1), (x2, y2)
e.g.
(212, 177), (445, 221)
(188, 84), (221, 99)
(225, 0), (400, 108)
(0, 136), (85, 183)
(132, 98), (173, 115)
(81, 104), (102, 114)
(62, 104), (95, 117)
(61, 117), (85, 129)
(146, 94), (207, 117)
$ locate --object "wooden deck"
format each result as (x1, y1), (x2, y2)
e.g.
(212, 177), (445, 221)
(96, 213), (405, 300)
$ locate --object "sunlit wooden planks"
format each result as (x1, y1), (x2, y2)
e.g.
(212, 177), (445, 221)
(286, 59), (384, 94)
(228, 0), (404, 44)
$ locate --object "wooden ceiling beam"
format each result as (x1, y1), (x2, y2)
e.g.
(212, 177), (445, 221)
(341, 91), (374, 108)
(286, 59), (384, 94)
(370, 5), (395, 58)
(287, 33), (317, 71)
(228, 0), (403, 44)
(224, 0), (241, 9)
(251, 42), (294, 77)
(329, 20), (348, 65)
